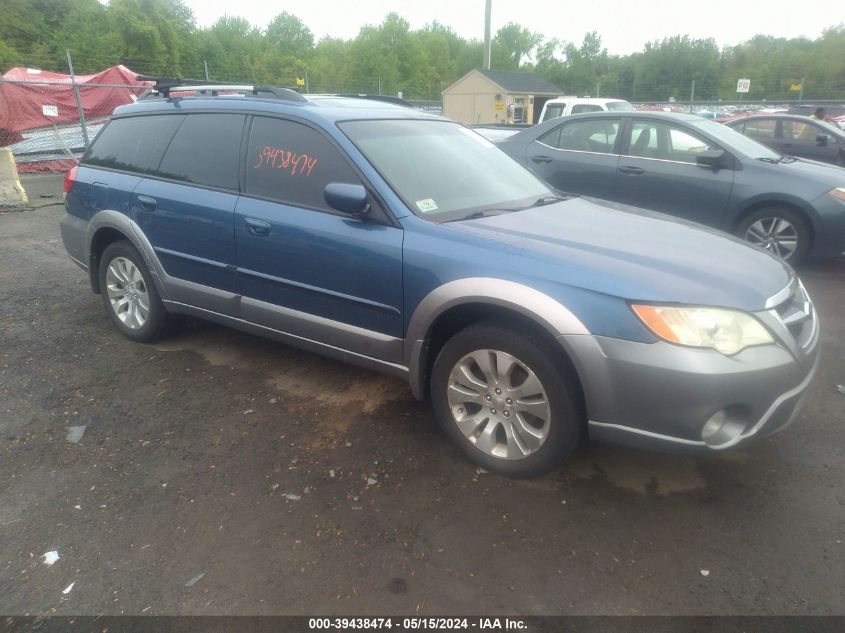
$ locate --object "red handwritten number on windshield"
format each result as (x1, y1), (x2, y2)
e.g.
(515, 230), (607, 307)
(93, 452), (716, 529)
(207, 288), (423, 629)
(254, 146), (318, 176)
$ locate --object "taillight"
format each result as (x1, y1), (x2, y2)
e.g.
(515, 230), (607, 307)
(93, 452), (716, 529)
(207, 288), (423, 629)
(63, 165), (78, 198)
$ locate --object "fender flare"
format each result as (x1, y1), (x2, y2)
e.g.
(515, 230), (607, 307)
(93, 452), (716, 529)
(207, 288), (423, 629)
(86, 210), (168, 299)
(404, 278), (590, 399)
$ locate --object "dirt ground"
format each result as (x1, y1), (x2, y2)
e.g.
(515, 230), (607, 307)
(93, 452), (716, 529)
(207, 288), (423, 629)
(1, 175), (843, 616)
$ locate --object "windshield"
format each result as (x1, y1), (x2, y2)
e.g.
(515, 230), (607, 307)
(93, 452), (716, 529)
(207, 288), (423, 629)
(607, 101), (634, 111)
(340, 120), (553, 221)
(688, 118), (782, 160)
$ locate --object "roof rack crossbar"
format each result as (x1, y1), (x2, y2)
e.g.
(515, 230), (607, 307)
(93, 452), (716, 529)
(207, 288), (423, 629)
(135, 75), (306, 102)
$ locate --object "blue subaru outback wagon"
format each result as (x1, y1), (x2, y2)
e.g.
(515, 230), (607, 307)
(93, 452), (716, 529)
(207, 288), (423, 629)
(60, 81), (820, 477)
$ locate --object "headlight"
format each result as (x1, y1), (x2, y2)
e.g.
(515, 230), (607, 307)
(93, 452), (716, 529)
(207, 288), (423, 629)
(831, 188), (845, 202)
(631, 305), (774, 355)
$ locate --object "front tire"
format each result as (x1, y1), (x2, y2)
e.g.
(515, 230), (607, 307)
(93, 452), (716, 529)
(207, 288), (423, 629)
(430, 322), (583, 477)
(735, 207), (811, 265)
(98, 240), (169, 342)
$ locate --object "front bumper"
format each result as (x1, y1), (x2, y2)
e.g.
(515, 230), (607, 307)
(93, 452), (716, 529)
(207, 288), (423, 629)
(561, 285), (820, 450)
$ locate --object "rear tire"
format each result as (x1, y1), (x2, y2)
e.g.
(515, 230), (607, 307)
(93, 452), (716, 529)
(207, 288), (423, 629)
(735, 207), (811, 265)
(430, 322), (583, 477)
(98, 240), (169, 342)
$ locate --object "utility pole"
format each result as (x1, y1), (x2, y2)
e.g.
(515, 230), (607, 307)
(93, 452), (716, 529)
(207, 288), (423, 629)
(595, 81), (600, 98)
(203, 59), (209, 81)
(799, 77), (804, 102)
(690, 79), (695, 114)
(66, 50), (90, 149)
(483, 0), (492, 70)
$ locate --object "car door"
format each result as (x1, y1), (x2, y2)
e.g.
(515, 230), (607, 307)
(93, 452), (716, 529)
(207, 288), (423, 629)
(524, 117), (622, 198)
(234, 116), (404, 362)
(131, 113), (246, 315)
(780, 119), (840, 163)
(615, 119), (735, 228)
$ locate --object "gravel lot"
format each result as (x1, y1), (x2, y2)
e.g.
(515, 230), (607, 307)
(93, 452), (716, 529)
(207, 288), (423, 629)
(1, 175), (843, 616)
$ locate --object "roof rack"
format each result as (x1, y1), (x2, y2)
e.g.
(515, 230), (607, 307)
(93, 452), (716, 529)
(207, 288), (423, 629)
(332, 94), (414, 108)
(135, 75), (307, 102)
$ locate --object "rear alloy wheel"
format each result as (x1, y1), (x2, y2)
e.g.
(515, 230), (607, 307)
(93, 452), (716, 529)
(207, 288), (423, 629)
(98, 240), (169, 342)
(736, 207), (810, 265)
(431, 323), (582, 477)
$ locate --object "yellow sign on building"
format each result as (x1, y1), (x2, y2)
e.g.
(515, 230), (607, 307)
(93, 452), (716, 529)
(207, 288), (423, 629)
(494, 101), (505, 112)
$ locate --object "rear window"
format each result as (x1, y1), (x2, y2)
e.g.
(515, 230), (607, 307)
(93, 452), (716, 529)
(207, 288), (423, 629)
(157, 114), (245, 190)
(85, 115), (182, 174)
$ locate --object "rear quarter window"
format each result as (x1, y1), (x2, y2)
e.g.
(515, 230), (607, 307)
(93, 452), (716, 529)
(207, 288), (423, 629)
(84, 115), (183, 174)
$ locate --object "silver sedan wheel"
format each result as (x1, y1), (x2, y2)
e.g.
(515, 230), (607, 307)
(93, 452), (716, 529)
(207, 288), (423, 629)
(744, 217), (799, 259)
(447, 349), (551, 460)
(105, 256), (150, 330)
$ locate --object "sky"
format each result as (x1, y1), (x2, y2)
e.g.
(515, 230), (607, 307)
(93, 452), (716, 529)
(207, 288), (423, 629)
(184, 0), (839, 55)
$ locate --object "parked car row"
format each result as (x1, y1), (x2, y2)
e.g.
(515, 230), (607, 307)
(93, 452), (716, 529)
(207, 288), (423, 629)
(725, 114), (845, 166)
(61, 83), (826, 477)
(496, 111), (845, 264)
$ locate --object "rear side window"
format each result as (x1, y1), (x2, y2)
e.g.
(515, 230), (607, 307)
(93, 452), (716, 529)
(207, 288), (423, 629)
(540, 119), (620, 154)
(157, 114), (245, 190)
(742, 119), (776, 140)
(571, 104), (603, 114)
(543, 105), (565, 120)
(85, 115), (182, 174)
(245, 117), (361, 211)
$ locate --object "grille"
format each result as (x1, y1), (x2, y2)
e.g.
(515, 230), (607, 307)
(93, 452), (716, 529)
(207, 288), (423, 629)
(771, 280), (815, 349)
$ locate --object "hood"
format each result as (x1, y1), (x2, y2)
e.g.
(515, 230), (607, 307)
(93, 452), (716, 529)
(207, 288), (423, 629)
(747, 155), (845, 189)
(448, 196), (792, 312)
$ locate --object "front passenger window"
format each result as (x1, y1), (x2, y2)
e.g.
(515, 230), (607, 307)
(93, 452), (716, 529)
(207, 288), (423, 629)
(245, 117), (362, 212)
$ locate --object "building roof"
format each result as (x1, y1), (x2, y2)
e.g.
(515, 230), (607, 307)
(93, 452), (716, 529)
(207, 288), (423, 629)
(475, 69), (560, 94)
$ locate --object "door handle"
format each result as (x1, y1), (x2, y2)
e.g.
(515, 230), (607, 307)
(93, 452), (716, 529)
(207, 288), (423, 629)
(531, 155), (553, 164)
(137, 195), (157, 212)
(244, 217), (271, 236)
(618, 166), (645, 175)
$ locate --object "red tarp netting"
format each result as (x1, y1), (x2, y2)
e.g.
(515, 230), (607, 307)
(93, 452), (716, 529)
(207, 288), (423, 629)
(0, 65), (149, 145)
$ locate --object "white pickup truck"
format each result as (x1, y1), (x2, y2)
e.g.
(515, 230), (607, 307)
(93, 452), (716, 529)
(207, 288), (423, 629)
(538, 97), (633, 123)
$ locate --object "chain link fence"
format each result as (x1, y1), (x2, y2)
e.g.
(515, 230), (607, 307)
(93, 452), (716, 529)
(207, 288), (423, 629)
(0, 55), (152, 173)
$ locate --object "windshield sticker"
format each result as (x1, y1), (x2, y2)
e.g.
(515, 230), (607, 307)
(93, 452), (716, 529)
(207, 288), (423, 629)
(254, 146), (317, 177)
(415, 198), (439, 213)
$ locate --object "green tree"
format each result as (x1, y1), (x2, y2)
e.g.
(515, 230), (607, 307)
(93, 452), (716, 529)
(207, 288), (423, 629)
(491, 22), (542, 70)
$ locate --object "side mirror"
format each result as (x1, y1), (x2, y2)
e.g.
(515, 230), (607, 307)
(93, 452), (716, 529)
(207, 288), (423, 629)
(696, 149), (726, 168)
(816, 134), (829, 146)
(324, 183), (370, 215)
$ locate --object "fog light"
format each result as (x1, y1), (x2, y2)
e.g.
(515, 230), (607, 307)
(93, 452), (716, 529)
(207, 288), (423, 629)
(702, 410), (727, 440)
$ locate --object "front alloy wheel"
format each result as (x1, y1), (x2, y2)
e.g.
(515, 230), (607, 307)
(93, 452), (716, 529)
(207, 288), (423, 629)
(743, 217), (799, 260)
(431, 322), (582, 477)
(447, 349), (550, 460)
(736, 207), (810, 265)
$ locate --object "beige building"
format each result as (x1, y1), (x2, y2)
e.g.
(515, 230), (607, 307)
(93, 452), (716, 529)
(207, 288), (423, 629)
(441, 69), (561, 125)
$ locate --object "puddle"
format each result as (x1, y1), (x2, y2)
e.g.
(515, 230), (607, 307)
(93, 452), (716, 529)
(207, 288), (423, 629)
(566, 445), (706, 495)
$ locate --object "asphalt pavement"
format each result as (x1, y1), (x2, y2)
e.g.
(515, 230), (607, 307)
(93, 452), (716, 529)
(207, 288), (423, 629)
(0, 175), (843, 616)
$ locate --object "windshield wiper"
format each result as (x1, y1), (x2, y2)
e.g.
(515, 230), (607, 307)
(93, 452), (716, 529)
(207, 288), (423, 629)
(529, 195), (569, 207)
(758, 155), (797, 164)
(455, 208), (520, 221)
